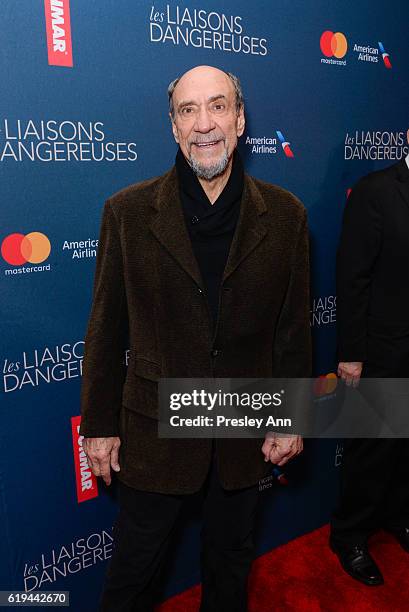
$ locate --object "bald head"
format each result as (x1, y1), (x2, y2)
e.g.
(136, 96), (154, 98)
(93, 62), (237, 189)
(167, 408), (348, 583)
(179, 65), (229, 85)
(168, 65), (243, 119)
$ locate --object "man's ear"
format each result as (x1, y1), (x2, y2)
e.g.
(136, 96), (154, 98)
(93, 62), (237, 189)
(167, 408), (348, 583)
(236, 106), (245, 138)
(170, 113), (179, 143)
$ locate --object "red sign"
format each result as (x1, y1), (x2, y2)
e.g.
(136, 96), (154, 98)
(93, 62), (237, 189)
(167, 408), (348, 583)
(71, 416), (98, 503)
(44, 0), (73, 67)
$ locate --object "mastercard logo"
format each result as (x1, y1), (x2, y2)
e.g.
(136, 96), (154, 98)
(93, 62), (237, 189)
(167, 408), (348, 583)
(1, 232), (51, 266)
(320, 31), (348, 59)
(314, 373), (338, 397)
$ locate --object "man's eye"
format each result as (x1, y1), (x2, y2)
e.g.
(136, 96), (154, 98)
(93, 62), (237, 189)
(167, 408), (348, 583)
(213, 104), (225, 111)
(181, 107), (193, 115)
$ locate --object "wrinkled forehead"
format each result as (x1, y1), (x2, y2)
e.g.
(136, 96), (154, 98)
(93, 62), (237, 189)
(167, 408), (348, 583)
(173, 70), (235, 106)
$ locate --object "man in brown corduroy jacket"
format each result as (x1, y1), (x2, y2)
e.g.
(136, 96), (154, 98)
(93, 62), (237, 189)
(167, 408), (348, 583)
(80, 65), (311, 612)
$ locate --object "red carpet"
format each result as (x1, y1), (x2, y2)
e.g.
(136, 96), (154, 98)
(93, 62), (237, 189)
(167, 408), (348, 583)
(157, 525), (409, 611)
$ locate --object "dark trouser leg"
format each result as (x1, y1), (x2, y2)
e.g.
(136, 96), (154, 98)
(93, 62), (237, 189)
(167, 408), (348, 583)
(383, 439), (409, 530)
(100, 481), (183, 612)
(199, 453), (260, 612)
(331, 438), (400, 546)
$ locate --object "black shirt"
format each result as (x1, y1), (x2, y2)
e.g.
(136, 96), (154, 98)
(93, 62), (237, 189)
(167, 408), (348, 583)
(175, 147), (244, 326)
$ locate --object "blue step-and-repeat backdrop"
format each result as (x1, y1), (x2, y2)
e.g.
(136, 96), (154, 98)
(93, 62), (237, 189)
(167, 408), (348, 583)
(1, 1), (408, 609)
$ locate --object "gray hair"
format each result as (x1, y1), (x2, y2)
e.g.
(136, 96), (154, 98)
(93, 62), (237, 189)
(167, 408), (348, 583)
(168, 70), (244, 119)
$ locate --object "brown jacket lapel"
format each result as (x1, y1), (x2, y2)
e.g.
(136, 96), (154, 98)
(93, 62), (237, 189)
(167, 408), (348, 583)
(149, 166), (205, 289)
(222, 175), (268, 283)
(149, 165), (268, 287)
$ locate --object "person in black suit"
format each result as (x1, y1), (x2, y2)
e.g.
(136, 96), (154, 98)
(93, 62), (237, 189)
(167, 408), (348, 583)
(330, 134), (409, 586)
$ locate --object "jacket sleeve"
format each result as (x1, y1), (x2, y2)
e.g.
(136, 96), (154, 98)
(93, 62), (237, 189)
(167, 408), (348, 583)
(336, 179), (382, 362)
(273, 209), (312, 377)
(79, 199), (128, 438)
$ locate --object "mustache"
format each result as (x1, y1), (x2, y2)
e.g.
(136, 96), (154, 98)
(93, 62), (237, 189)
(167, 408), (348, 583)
(189, 136), (226, 145)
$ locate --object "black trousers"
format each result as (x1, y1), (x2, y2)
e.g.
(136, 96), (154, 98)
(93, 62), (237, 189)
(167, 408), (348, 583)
(331, 438), (409, 546)
(100, 447), (260, 612)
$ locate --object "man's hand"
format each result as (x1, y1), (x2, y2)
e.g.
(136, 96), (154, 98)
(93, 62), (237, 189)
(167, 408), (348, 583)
(261, 432), (303, 466)
(82, 436), (121, 486)
(338, 361), (363, 387)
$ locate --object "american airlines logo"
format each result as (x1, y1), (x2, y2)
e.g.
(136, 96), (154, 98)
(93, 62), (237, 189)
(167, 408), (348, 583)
(44, 0), (73, 67)
(71, 416), (98, 503)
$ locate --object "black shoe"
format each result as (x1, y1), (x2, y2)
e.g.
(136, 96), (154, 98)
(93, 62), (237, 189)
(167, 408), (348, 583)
(329, 540), (384, 586)
(387, 527), (409, 553)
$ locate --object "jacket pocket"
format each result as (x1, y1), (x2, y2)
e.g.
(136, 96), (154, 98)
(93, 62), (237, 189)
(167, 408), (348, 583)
(368, 315), (409, 336)
(122, 357), (162, 419)
(133, 356), (162, 381)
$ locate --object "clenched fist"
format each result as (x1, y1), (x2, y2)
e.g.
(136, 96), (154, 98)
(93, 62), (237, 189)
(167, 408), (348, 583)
(261, 432), (303, 466)
(338, 361), (363, 387)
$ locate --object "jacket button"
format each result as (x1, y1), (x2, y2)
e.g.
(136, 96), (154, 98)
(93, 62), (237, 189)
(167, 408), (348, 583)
(197, 287), (203, 293)
(191, 216), (199, 225)
(211, 349), (221, 357)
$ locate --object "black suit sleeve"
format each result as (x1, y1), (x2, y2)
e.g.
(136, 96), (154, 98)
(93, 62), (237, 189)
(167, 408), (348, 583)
(336, 179), (382, 362)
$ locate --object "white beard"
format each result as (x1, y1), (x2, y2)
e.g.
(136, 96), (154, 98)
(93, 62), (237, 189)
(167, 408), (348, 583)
(188, 149), (229, 180)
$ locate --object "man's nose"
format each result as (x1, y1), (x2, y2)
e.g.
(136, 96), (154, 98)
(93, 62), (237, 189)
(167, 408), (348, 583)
(194, 107), (215, 132)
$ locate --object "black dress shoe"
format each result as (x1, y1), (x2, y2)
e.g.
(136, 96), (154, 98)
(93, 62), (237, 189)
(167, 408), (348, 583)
(329, 540), (384, 586)
(388, 527), (409, 553)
